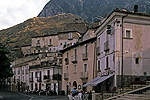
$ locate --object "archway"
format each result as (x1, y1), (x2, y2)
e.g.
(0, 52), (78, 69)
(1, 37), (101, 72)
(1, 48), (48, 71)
(73, 81), (77, 88)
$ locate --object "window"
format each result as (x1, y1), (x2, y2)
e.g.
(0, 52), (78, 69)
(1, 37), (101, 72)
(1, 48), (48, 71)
(125, 29), (132, 38)
(47, 70), (50, 78)
(68, 33), (72, 39)
(35, 72), (38, 78)
(97, 60), (101, 71)
(135, 58), (139, 64)
(106, 56), (109, 69)
(74, 49), (77, 60)
(74, 65), (77, 73)
(67, 52), (69, 59)
(37, 40), (40, 46)
(48, 39), (52, 45)
(84, 64), (87, 72)
(85, 44), (88, 57)
(66, 66), (68, 73)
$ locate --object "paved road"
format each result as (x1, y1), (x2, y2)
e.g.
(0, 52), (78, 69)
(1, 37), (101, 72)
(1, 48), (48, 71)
(0, 90), (68, 100)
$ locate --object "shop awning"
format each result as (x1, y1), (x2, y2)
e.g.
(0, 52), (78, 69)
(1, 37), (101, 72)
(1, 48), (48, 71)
(90, 74), (113, 86)
(83, 74), (113, 87)
(83, 76), (100, 87)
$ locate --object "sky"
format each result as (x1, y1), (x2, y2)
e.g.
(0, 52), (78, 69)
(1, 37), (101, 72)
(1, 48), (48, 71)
(0, 0), (50, 30)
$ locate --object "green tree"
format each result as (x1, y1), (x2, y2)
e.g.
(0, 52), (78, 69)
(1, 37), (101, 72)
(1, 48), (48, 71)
(0, 43), (13, 79)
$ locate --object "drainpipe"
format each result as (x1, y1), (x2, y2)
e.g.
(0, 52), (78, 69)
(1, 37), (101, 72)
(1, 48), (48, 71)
(121, 13), (128, 89)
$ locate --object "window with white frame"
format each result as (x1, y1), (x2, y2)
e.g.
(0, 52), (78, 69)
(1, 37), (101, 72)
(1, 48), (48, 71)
(68, 33), (73, 39)
(125, 29), (132, 38)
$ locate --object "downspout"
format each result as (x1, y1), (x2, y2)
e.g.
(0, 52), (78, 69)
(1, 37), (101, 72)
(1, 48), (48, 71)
(93, 40), (96, 79)
(121, 13), (128, 89)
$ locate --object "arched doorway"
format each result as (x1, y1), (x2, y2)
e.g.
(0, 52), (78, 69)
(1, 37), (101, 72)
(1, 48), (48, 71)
(73, 81), (77, 88)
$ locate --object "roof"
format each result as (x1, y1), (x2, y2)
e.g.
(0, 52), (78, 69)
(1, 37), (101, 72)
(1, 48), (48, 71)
(60, 37), (96, 53)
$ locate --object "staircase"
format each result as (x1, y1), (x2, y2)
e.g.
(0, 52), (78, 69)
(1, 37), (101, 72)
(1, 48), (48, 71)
(106, 85), (150, 100)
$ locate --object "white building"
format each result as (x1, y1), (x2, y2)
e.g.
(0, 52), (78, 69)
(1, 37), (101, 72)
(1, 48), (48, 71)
(85, 6), (150, 92)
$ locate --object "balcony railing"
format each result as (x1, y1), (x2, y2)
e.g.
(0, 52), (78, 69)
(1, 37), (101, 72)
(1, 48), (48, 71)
(64, 73), (69, 80)
(82, 53), (88, 61)
(43, 75), (50, 80)
(80, 72), (88, 80)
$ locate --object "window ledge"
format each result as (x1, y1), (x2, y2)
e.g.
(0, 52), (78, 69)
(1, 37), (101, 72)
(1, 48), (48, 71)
(123, 37), (133, 39)
(73, 72), (77, 74)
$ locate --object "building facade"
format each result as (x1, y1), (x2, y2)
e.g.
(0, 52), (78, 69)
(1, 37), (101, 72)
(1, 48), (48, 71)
(61, 29), (97, 94)
(12, 31), (82, 94)
(93, 7), (150, 92)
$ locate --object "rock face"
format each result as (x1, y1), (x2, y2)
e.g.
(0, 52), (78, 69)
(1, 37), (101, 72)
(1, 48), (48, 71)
(38, 0), (150, 22)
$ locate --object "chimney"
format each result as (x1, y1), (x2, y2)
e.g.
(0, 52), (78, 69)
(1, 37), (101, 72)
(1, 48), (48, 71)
(134, 5), (138, 13)
(116, 8), (119, 10)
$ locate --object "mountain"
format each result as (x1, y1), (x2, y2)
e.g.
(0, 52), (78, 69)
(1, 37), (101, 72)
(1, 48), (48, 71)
(0, 13), (88, 59)
(38, 0), (150, 22)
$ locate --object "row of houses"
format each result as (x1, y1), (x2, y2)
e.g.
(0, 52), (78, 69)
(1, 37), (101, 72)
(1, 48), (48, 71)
(11, 6), (150, 94)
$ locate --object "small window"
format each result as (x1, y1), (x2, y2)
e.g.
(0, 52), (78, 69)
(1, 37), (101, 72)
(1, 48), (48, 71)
(48, 39), (52, 45)
(135, 58), (139, 64)
(68, 33), (73, 39)
(125, 29), (132, 38)
(37, 40), (40, 46)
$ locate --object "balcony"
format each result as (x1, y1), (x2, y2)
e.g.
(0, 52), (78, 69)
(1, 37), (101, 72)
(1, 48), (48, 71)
(71, 56), (77, 64)
(80, 72), (88, 80)
(97, 46), (100, 55)
(29, 78), (33, 82)
(37, 77), (42, 82)
(64, 73), (69, 80)
(82, 53), (88, 61)
(43, 75), (50, 80)
(104, 41), (109, 52)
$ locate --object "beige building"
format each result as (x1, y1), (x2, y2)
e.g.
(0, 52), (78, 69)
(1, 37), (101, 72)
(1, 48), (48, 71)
(85, 6), (150, 92)
(61, 29), (97, 94)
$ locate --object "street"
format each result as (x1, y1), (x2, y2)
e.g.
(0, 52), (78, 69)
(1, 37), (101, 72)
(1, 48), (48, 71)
(0, 90), (68, 100)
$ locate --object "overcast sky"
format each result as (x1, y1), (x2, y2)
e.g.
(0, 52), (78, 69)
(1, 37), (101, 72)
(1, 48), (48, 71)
(0, 0), (49, 30)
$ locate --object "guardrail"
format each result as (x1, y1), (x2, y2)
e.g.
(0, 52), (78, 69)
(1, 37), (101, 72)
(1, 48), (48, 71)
(92, 84), (150, 100)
